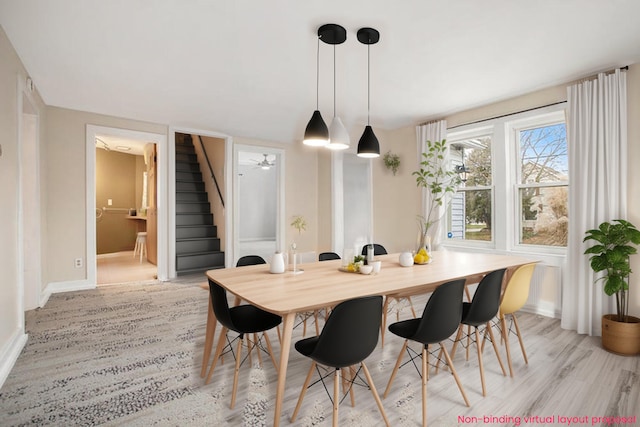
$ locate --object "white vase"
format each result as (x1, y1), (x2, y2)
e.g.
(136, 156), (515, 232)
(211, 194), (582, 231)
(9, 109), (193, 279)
(399, 252), (414, 267)
(270, 252), (285, 274)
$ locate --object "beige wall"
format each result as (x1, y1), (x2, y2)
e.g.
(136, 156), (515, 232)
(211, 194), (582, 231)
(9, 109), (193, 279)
(0, 25), (47, 380)
(626, 64), (640, 318)
(194, 135), (226, 252)
(44, 107), (166, 283)
(0, 24), (24, 368)
(95, 148), (140, 254)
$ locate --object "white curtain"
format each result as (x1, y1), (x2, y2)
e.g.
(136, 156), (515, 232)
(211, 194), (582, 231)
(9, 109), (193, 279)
(561, 70), (627, 336)
(416, 120), (448, 248)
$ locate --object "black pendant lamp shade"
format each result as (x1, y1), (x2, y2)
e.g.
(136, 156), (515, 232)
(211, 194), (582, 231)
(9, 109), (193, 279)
(357, 125), (380, 158)
(304, 24), (347, 147)
(304, 110), (329, 146)
(357, 27), (380, 158)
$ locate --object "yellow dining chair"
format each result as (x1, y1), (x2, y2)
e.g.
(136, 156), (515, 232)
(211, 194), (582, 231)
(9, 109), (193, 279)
(492, 263), (537, 377)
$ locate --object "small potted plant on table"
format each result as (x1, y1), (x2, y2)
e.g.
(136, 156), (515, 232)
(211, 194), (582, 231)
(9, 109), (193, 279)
(584, 219), (640, 355)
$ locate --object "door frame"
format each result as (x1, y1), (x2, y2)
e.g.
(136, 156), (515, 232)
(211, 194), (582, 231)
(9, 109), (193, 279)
(233, 144), (285, 265)
(86, 125), (168, 283)
(169, 127), (234, 273)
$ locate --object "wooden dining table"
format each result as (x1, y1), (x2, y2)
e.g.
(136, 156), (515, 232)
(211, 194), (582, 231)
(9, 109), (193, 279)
(204, 250), (536, 426)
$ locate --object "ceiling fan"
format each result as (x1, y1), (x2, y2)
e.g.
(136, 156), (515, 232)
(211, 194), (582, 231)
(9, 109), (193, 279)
(251, 154), (276, 170)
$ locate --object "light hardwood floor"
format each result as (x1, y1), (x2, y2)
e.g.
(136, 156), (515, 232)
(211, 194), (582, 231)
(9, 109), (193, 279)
(97, 250), (157, 285)
(204, 293), (640, 426)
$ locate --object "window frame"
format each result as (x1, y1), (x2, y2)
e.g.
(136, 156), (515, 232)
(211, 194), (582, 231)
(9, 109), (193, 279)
(440, 104), (568, 257)
(443, 125), (496, 250)
(508, 110), (568, 253)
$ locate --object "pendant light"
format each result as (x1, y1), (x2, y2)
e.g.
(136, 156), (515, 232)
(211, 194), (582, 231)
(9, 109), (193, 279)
(357, 27), (380, 158)
(303, 34), (329, 146)
(321, 24), (350, 150)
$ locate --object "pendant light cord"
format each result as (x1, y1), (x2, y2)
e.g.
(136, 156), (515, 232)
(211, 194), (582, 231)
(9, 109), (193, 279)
(367, 43), (371, 125)
(333, 45), (336, 117)
(316, 37), (320, 110)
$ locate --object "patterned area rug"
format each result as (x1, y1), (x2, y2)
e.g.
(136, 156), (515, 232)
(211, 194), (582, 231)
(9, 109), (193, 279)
(0, 281), (404, 426)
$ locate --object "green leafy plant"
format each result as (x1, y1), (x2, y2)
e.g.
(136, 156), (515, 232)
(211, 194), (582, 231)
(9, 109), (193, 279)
(413, 139), (461, 244)
(584, 219), (640, 322)
(291, 215), (306, 234)
(383, 151), (400, 175)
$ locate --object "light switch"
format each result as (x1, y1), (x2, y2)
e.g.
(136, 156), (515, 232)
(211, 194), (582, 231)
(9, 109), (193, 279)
(108, 199), (113, 206)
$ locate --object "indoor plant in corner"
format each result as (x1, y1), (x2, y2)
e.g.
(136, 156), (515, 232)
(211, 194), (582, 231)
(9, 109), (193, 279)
(584, 219), (640, 355)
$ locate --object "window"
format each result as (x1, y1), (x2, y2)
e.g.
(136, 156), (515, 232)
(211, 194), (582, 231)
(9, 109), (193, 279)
(443, 106), (568, 252)
(516, 120), (568, 246)
(447, 135), (493, 242)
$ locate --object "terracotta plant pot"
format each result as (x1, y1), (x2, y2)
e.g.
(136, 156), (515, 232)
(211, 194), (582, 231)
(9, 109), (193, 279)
(601, 314), (640, 355)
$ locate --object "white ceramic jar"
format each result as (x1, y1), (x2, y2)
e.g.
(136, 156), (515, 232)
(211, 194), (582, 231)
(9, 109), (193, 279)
(399, 252), (414, 267)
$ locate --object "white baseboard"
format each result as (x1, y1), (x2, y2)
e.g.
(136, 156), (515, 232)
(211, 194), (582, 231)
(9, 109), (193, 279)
(0, 329), (28, 390)
(44, 279), (96, 296)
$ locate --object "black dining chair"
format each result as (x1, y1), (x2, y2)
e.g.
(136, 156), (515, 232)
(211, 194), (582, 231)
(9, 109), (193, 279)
(384, 279), (470, 427)
(319, 251), (341, 261)
(236, 254), (267, 267)
(204, 279), (282, 409)
(290, 296), (390, 427)
(449, 269), (507, 397)
(360, 243), (388, 256)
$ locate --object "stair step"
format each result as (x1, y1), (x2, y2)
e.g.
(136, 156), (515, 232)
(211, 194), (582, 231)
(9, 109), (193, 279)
(175, 144), (196, 154)
(176, 251), (225, 272)
(176, 237), (221, 254)
(176, 162), (200, 173)
(176, 264), (225, 277)
(176, 201), (211, 214)
(176, 213), (213, 226)
(176, 180), (205, 192)
(176, 191), (209, 202)
(176, 225), (217, 239)
(176, 152), (198, 163)
(176, 170), (203, 182)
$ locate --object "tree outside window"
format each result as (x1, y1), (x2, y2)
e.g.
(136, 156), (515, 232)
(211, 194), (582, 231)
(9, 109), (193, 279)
(517, 122), (568, 246)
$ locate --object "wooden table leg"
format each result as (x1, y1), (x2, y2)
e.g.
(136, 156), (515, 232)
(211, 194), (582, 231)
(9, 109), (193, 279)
(273, 312), (295, 427)
(201, 297), (217, 378)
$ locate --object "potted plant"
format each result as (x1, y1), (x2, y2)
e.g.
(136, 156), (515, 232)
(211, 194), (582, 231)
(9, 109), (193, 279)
(412, 139), (461, 255)
(584, 219), (640, 355)
(383, 151), (400, 176)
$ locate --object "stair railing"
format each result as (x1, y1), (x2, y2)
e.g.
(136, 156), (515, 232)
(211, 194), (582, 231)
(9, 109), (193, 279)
(197, 135), (225, 209)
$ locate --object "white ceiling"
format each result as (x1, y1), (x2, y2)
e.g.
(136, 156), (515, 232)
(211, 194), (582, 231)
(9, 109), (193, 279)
(2, 1), (640, 144)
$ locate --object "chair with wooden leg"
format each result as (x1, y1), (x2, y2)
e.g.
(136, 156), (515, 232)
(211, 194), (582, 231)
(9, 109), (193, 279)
(384, 279), (470, 427)
(290, 295), (390, 427)
(204, 279), (282, 409)
(491, 263), (536, 377)
(361, 244), (418, 347)
(448, 269), (507, 397)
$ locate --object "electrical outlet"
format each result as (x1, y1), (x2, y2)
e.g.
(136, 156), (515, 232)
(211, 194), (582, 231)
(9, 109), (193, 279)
(74, 258), (83, 268)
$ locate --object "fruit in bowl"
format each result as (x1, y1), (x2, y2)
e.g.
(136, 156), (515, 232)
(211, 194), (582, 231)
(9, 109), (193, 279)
(414, 247), (430, 264)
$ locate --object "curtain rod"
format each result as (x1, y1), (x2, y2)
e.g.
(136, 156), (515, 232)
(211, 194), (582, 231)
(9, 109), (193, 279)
(447, 101), (567, 130)
(430, 65), (629, 131)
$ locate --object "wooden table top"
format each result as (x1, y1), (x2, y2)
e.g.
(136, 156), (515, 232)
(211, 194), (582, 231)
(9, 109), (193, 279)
(205, 251), (536, 315)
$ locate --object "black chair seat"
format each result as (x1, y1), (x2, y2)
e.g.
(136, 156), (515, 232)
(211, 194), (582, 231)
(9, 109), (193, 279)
(294, 335), (319, 357)
(229, 305), (282, 334)
(387, 318), (420, 340)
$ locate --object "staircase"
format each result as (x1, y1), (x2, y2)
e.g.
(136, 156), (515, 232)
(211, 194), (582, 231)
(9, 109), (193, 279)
(175, 133), (225, 275)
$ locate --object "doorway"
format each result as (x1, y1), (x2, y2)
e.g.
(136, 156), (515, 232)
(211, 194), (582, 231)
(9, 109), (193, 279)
(95, 138), (157, 284)
(233, 145), (285, 264)
(86, 125), (167, 286)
